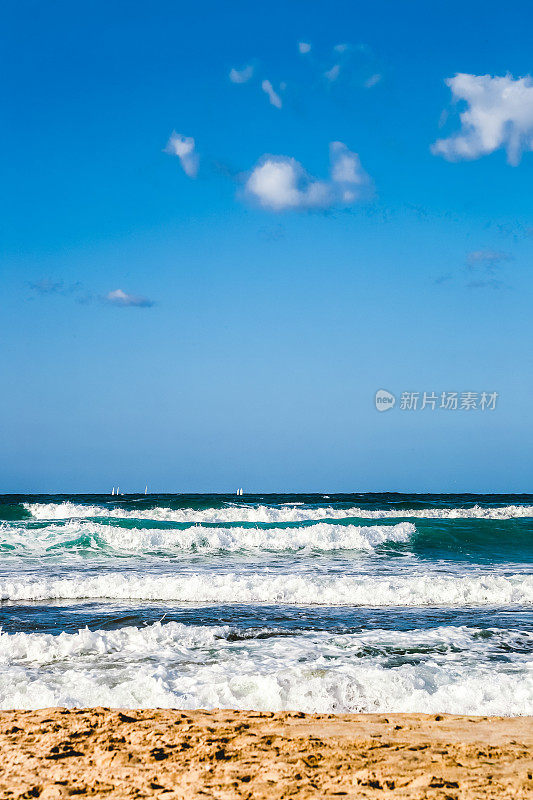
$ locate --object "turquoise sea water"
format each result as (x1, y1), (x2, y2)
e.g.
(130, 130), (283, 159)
(0, 493), (531, 713)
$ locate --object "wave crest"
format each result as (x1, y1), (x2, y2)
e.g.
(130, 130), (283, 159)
(0, 520), (414, 555)
(24, 501), (533, 524)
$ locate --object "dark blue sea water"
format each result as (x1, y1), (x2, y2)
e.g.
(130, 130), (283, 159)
(0, 493), (531, 712)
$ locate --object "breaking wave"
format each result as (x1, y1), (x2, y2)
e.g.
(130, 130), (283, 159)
(1, 571), (531, 605)
(0, 520), (414, 555)
(24, 501), (533, 524)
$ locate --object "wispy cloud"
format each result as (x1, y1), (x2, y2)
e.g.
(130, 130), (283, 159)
(320, 43), (383, 90)
(436, 248), (513, 290)
(466, 278), (505, 290)
(228, 39), (382, 118)
(28, 281), (155, 307)
(164, 132), (199, 177)
(432, 73), (533, 165)
(324, 64), (341, 82)
(29, 279), (65, 294)
(364, 72), (382, 88)
(29, 279), (84, 297)
(105, 289), (154, 308)
(228, 63), (284, 110)
(467, 249), (513, 273)
(229, 64), (254, 84)
(244, 142), (372, 212)
(433, 247), (515, 290)
(261, 79), (282, 109)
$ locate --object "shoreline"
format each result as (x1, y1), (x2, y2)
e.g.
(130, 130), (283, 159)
(0, 709), (531, 798)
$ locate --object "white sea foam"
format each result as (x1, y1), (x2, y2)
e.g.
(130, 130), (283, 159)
(0, 621), (531, 714)
(1, 571), (531, 605)
(24, 501), (533, 523)
(0, 520), (414, 555)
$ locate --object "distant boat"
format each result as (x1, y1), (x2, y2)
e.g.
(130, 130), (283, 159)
(236, 488), (244, 496)
(111, 487), (115, 495)
(145, 485), (148, 495)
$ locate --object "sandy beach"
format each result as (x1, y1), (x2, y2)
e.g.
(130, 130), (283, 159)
(0, 709), (531, 799)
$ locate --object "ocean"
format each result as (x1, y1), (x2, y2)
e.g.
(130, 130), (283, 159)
(0, 493), (532, 714)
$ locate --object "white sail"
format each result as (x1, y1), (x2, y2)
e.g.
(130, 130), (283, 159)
(145, 485), (148, 495)
(111, 487), (115, 495)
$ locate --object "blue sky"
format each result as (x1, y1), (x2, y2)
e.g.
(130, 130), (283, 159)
(1, 0), (532, 493)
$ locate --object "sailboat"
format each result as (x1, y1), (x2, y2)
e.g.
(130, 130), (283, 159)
(111, 487), (115, 495)
(144, 485), (148, 495)
(236, 488), (244, 496)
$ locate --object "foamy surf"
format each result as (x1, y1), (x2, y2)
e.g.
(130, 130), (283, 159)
(4, 492), (532, 715)
(1, 571), (531, 605)
(0, 621), (531, 715)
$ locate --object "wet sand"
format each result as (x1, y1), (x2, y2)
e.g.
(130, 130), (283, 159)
(0, 708), (531, 799)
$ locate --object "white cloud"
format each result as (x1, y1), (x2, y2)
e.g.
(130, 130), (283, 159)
(245, 159), (330, 211)
(164, 132), (199, 177)
(329, 141), (367, 185)
(261, 79), (282, 109)
(298, 42), (311, 54)
(105, 289), (154, 308)
(333, 43), (349, 53)
(324, 64), (341, 82)
(229, 64), (254, 84)
(244, 143), (371, 212)
(432, 73), (533, 165)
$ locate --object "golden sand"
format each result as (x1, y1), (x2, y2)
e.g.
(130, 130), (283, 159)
(0, 708), (531, 799)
